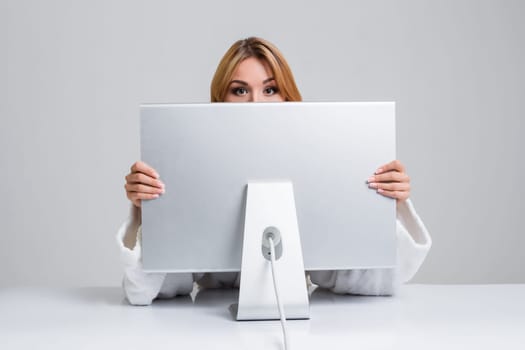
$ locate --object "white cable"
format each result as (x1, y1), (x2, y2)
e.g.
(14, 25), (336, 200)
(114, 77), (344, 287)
(268, 237), (290, 350)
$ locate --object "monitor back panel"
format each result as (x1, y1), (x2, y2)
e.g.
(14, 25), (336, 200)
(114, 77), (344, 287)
(140, 102), (396, 272)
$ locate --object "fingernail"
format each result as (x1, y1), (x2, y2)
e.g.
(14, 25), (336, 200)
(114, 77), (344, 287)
(153, 194), (159, 198)
(367, 176), (375, 183)
(375, 168), (383, 174)
(377, 188), (384, 193)
(368, 182), (377, 189)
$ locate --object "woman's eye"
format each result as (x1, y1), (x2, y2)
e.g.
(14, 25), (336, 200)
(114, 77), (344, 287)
(264, 86), (279, 95)
(232, 87), (248, 96)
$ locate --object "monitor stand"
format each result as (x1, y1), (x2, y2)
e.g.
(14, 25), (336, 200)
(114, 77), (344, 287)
(236, 181), (310, 320)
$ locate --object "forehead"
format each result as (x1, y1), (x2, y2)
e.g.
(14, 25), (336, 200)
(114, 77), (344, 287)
(231, 57), (274, 81)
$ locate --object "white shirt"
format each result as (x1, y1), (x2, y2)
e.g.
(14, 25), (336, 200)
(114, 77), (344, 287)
(116, 199), (431, 305)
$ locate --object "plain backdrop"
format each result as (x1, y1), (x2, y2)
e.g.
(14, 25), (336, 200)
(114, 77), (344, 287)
(2, 0), (524, 287)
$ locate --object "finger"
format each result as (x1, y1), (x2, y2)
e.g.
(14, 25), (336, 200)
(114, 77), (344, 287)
(130, 161), (159, 179)
(125, 183), (164, 195)
(368, 182), (410, 192)
(126, 173), (164, 189)
(376, 188), (410, 202)
(375, 160), (405, 175)
(128, 191), (160, 202)
(368, 172), (409, 184)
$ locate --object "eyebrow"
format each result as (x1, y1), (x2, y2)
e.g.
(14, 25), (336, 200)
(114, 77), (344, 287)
(229, 77), (275, 86)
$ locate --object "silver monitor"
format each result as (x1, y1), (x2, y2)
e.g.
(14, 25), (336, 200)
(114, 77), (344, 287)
(140, 102), (396, 273)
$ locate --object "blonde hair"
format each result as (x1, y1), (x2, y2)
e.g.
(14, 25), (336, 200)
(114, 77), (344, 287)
(210, 37), (302, 102)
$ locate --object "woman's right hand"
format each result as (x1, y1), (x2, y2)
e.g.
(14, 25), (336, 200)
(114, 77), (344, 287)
(125, 161), (165, 208)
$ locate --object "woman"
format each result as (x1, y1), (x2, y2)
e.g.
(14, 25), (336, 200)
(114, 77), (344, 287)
(118, 37), (431, 305)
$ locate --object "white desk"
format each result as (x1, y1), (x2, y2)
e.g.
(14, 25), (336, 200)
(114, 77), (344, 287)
(1, 285), (524, 350)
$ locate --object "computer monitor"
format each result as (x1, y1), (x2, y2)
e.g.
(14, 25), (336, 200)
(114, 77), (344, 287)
(140, 102), (396, 319)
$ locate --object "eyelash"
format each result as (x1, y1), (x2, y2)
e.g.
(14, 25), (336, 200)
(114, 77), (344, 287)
(264, 86), (279, 95)
(231, 87), (248, 96)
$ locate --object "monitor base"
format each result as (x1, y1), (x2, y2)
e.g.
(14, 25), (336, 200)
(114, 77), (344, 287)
(236, 181), (310, 321)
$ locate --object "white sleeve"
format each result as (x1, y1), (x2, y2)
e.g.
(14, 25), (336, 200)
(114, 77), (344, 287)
(116, 205), (193, 305)
(309, 199), (431, 296)
(395, 198), (432, 283)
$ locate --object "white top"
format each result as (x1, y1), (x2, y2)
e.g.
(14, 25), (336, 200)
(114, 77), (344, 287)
(116, 199), (432, 305)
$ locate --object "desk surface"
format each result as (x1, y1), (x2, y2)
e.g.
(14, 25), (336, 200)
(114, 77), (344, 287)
(1, 284), (524, 350)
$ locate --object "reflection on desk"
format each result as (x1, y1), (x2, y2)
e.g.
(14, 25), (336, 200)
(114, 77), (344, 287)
(1, 285), (524, 350)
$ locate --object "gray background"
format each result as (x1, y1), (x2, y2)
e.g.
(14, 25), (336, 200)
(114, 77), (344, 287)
(2, 0), (523, 287)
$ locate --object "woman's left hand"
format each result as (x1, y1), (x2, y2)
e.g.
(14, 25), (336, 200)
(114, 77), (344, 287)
(367, 160), (410, 203)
